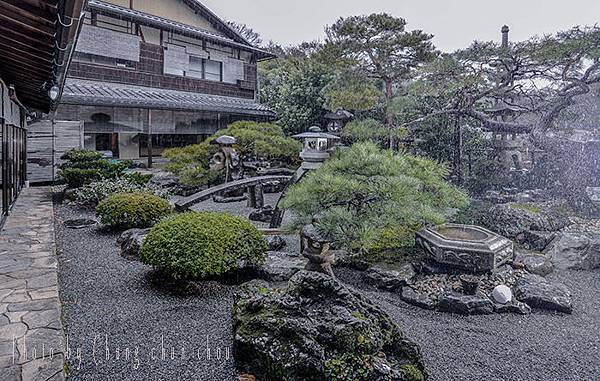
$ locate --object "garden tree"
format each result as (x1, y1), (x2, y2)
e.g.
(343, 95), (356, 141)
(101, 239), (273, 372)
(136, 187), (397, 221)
(226, 21), (263, 46)
(280, 142), (468, 255)
(325, 13), (437, 145)
(323, 70), (383, 113)
(259, 53), (333, 135)
(341, 118), (406, 147)
(402, 26), (600, 144)
(163, 121), (301, 186)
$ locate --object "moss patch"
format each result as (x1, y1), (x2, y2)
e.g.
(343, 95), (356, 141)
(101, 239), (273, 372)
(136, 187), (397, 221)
(400, 364), (425, 381)
(509, 203), (542, 214)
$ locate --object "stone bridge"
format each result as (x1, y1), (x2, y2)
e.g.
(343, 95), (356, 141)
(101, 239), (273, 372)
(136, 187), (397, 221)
(174, 175), (291, 211)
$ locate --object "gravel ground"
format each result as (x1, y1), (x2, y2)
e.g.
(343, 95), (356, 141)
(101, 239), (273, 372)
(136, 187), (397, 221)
(56, 194), (600, 381)
(55, 205), (237, 381)
(337, 268), (600, 381)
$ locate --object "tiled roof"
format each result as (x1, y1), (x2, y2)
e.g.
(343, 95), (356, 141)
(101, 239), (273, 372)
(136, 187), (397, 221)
(62, 79), (276, 117)
(88, 0), (275, 60)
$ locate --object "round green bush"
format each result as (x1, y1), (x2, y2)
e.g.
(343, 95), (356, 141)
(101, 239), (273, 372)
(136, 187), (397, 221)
(96, 192), (173, 229)
(140, 212), (268, 279)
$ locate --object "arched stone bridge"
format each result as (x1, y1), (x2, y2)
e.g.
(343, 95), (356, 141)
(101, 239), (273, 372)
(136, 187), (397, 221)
(174, 175), (292, 211)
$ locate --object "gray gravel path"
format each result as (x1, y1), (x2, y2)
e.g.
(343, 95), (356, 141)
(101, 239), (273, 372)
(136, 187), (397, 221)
(54, 205), (237, 381)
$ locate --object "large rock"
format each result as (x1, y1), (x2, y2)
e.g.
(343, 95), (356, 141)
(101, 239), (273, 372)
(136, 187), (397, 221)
(400, 287), (437, 310)
(363, 264), (416, 291)
(481, 203), (569, 239)
(249, 206), (274, 223)
(513, 274), (572, 313)
(438, 292), (494, 315)
(513, 250), (554, 276)
(233, 271), (427, 381)
(257, 252), (306, 282)
(332, 250), (370, 271)
(117, 228), (151, 259)
(265, 235), (286, 251)
(518, 230), (557, 251)
(543, 232), (600, 270)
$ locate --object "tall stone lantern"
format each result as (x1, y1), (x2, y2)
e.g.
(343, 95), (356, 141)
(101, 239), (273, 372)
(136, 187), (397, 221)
(293, 126), (340, 170)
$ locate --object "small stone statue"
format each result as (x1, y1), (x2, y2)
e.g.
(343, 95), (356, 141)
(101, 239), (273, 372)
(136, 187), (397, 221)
(300, 224), (335, 277)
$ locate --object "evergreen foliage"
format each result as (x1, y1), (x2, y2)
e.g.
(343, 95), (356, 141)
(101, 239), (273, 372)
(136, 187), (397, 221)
(280, 143), (468, 254)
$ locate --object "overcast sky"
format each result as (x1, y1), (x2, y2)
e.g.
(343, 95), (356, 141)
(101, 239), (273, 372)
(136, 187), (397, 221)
(202, 0), (600, 52)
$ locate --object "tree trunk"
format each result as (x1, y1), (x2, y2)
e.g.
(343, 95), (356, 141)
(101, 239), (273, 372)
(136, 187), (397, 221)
(452, 116), (463, 185)
(384, 79), (395, 150)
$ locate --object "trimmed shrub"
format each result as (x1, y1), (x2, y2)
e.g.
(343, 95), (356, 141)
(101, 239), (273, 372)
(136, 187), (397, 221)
(76, 177), (169, 205)
(140, 212), (268, 279)
(58, 149), (131, 188)
(60, 168), (105, 188)
(61, 149), (103, 163)
(96, 192), (173, 229)
(123, 172), (153, 186)
(163, 121), (301, 187)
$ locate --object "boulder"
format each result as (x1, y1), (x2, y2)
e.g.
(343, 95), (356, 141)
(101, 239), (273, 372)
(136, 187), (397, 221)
(491, 285), (512, 305)
(513, 274), (572, 313)
(265, 235), (286, 251)
(481, 203), (569, 239)
(233, 271), (427, 381)
(249, 206), (274, 223)
(513, 251), (554, 276)
(543, 232), (600, 270)
(118, 228), (151, 259)
(438, 292), (494, 315)
(518, 230), (557, 251)
(257, 252), (306, 282)
(332, 250), (370, 271)
(400, 287), (437, 310)
(363, 264), (416, 291)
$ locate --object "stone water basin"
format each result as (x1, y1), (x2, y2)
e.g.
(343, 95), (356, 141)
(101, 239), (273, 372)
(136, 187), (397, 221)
(416, 224), (513, 273)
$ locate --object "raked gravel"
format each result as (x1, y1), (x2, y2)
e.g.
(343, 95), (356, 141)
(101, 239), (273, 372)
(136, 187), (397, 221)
(55, 198), (600, 381)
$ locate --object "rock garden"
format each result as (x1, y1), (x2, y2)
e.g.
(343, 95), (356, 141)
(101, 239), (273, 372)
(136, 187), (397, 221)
(52, 127), (600, 380)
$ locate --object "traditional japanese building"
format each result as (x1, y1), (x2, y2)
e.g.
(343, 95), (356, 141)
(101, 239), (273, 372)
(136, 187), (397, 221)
(50, 0), (276, 164)
(1, 0), (85, 222)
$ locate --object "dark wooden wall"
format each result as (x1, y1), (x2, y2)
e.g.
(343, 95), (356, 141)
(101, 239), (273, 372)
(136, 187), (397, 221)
(68, 42), (257, 99)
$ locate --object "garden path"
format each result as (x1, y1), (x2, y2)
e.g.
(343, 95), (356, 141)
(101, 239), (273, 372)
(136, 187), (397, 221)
(0, 187), (65, 381)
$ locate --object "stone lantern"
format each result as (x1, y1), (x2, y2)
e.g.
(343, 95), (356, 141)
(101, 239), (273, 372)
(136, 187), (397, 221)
(293, 126), (340, 170)
(324, 108), (354, 135)
(209, 135), (242, 182)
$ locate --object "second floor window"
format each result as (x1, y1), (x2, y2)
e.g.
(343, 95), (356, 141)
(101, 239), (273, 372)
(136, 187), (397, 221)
(187, 56), (222, 82)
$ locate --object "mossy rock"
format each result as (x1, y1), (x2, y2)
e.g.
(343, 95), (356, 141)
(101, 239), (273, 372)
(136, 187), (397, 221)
(233, 271), (427, 381)
(481, 202), (570, 238)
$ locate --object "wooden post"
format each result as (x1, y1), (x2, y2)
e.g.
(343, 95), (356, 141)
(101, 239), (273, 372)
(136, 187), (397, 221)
(147, 109), (152, 169)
